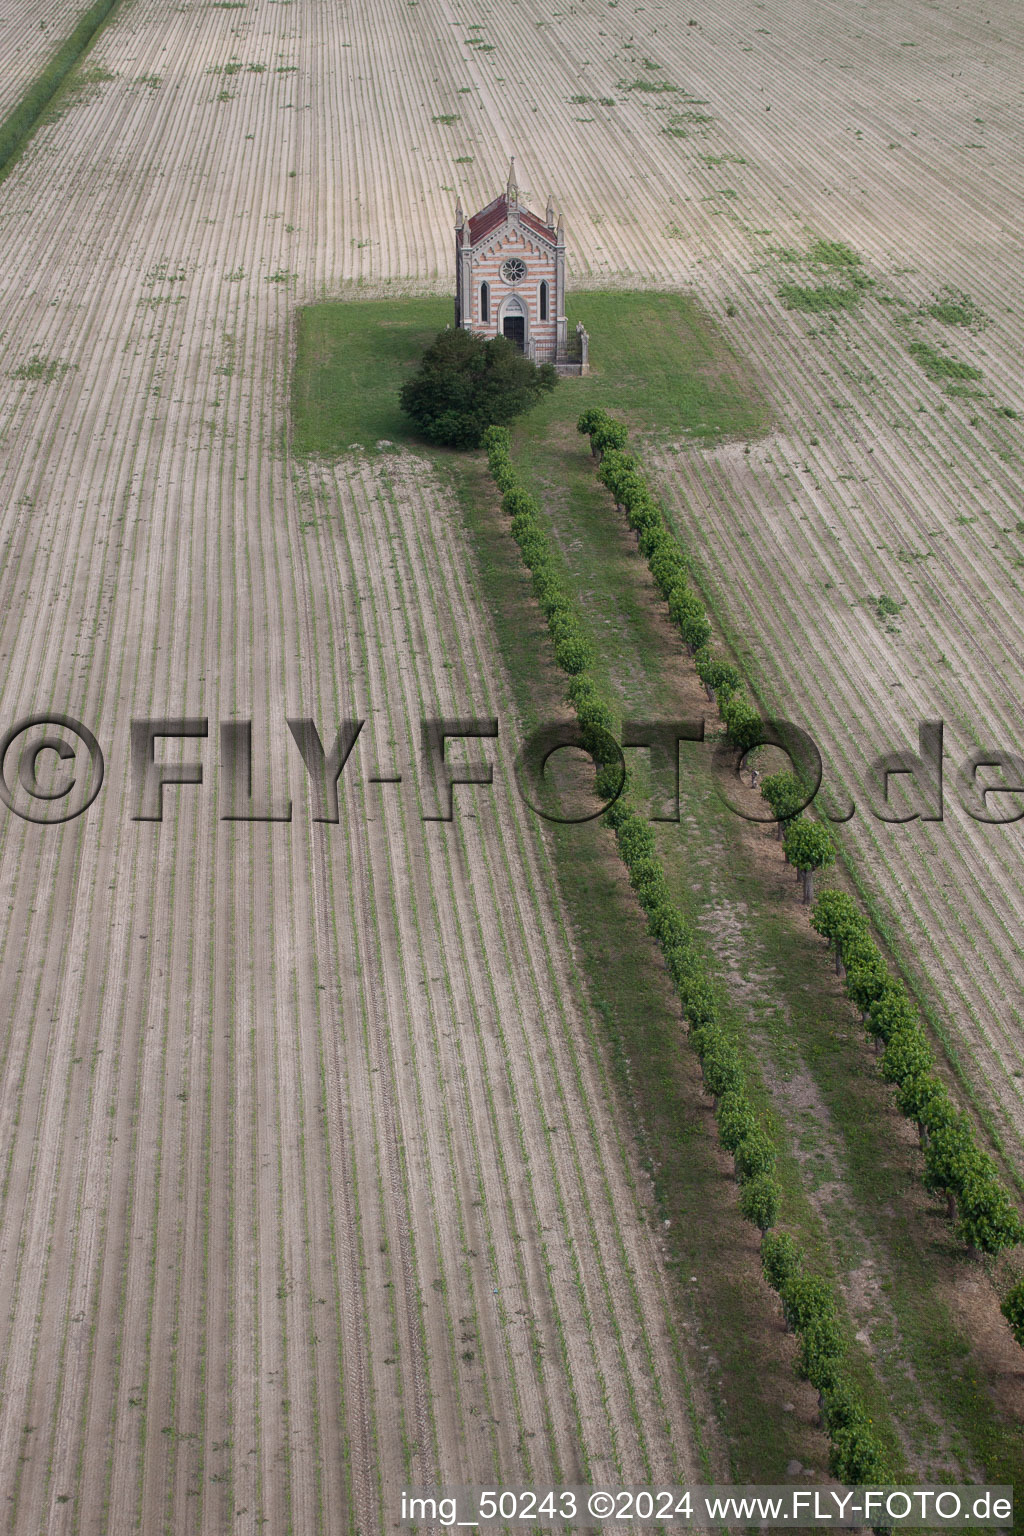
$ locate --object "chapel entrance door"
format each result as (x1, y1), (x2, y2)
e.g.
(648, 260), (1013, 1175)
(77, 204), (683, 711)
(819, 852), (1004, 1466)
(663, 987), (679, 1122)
(502, 315), (525, 351)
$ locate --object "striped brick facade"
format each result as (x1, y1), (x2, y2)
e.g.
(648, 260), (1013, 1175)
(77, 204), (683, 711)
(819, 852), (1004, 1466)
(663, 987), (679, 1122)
(455, 161), (567, 366)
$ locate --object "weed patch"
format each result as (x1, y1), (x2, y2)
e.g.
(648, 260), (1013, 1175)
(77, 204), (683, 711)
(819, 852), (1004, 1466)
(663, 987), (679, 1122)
(907, 340), (983, 383)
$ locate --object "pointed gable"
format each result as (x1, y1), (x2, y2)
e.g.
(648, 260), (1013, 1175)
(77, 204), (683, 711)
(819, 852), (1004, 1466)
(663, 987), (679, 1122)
(467, 194), (556, 248)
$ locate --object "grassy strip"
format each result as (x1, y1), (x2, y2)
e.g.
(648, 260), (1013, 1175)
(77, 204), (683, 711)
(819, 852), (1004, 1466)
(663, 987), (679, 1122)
(482, 424), (893, 1484)
(0, 0), (125, 183)
(580, 411), (1024, 1272)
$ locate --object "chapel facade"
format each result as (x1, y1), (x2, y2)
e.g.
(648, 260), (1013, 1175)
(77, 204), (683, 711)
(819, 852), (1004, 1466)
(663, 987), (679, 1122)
(455, 160), (589, 374)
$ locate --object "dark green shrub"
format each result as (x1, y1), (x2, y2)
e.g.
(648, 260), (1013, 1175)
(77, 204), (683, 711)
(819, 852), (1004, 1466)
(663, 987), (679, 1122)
(668, 585), (711, 652)
(553, 633), (592, 675)
(734, 1128), (776, 1183)
(796, 1313), (846, 1385)
(780, 1271), (836, 1333)
(1000, 1278), (1024, 1349)
(649, 541), (690, 597)
(739, 1173), (780, 1235)
(865, 979), (918, 1045)
(715, 1091), (757, 1152)
(761, 1230), (802, 1293)
(576, 407), (609, 440)
(591, 417), (629, 459)
(880, 1026), (933, 1087)
(829, 1420), (890, 1484)
(720, 694), (763, 753)
(400, 326), (557, 448)
(700, 1035), (743, 1101)
(956, 1164), (1024, 1256)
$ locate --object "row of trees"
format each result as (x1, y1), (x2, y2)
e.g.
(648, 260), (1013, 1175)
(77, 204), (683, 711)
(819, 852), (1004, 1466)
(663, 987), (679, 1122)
(579, 408), (840, 902)
(575, 407), (1024, 1345)
(483, 421), (893, 1486)
(811, 891), (1024, 1324)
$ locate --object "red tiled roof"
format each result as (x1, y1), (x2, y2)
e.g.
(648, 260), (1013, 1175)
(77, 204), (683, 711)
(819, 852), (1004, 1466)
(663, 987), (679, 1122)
(467, 195), (507, 244)
(467, 194), (556, 246)
(520, 206), (555, 240)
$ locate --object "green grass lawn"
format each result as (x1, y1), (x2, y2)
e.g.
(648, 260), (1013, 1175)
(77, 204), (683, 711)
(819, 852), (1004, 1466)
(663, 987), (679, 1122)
(291, 289), (770, 453)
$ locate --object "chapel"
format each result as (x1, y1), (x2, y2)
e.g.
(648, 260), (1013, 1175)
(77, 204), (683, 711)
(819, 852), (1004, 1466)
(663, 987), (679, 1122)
(454, 160), (589, 374)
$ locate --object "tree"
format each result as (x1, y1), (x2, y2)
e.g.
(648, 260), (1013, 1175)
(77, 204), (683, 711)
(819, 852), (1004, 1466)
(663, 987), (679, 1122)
(576, 407), (609, 444)
(923, 1111), (977, 1222)
(739, 1173), (780, 1235)
(734, 1129), (776, 1183)
(1000, 1278), (1024, 1349)
(667, 584), (711, 653)
(880, 1025), (933, 1088)
(893, 1070), (948, 1146)
(780, 1271), (837, 1333)
(597, 448), (643, 512)
(694, 646), (741, 704)
(720, 694), (763, 754)
(648, 538), (689, 599)
(782, 819), (836, 903)
(829, 1419), (889, 1484)
(715, 1090), (757, 1152)
(810, 890), (868, 972)
(796, 1313), (845, 1386)
(400, 327), (556, 448)
(955, 1163), (1024, 1256)
(761, 1230), (802, 1293)
(842, 938), (891, 1015)
(698, 1032), (743, 1103)
(590, 416), (629, 462)
(865, 978), (918, 1049)
(760, 770), (807, 838)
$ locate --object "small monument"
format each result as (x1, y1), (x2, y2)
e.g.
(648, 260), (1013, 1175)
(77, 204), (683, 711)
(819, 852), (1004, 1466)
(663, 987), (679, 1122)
(455, 159), (589, 375)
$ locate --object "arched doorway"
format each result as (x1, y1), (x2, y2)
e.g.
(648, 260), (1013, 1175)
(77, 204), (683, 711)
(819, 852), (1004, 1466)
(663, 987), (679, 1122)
(499, 293), (527, 352)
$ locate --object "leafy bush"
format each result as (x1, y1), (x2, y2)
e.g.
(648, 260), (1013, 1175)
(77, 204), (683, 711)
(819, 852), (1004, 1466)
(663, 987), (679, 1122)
(796, 1313), (846, 1385)
(400, 326), (557, 448)
(1000, 1278), (1024, 1349)
(695, 648), (741, 702)
(715, 1091), (757, 1152)
(761, 1230), (802, 1293)
(648, 540), (689, 597)
(761, 770), (808, 825)
(576, 407), (609, 440)
(591, 418), (629, 460)
(843, 944), (891, 1013)
(553, 632), (592, 675)
(699, 1033), (743, 1101)
(880, 1026), (933, 1087)
(668, 585), (711, 652)
(780, 1271), (837, 1334)
(739, 1173), (780, 1235)
(956, 1163), (1024, 1255)
(810, 890), (869, 970)
(893, 1070), (947, 1131)
(734, 1128), (777, 1183)
(865, 979), (918, 1045)
(720, 694), (763, 753)
(829, 1418), (889, 1483)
